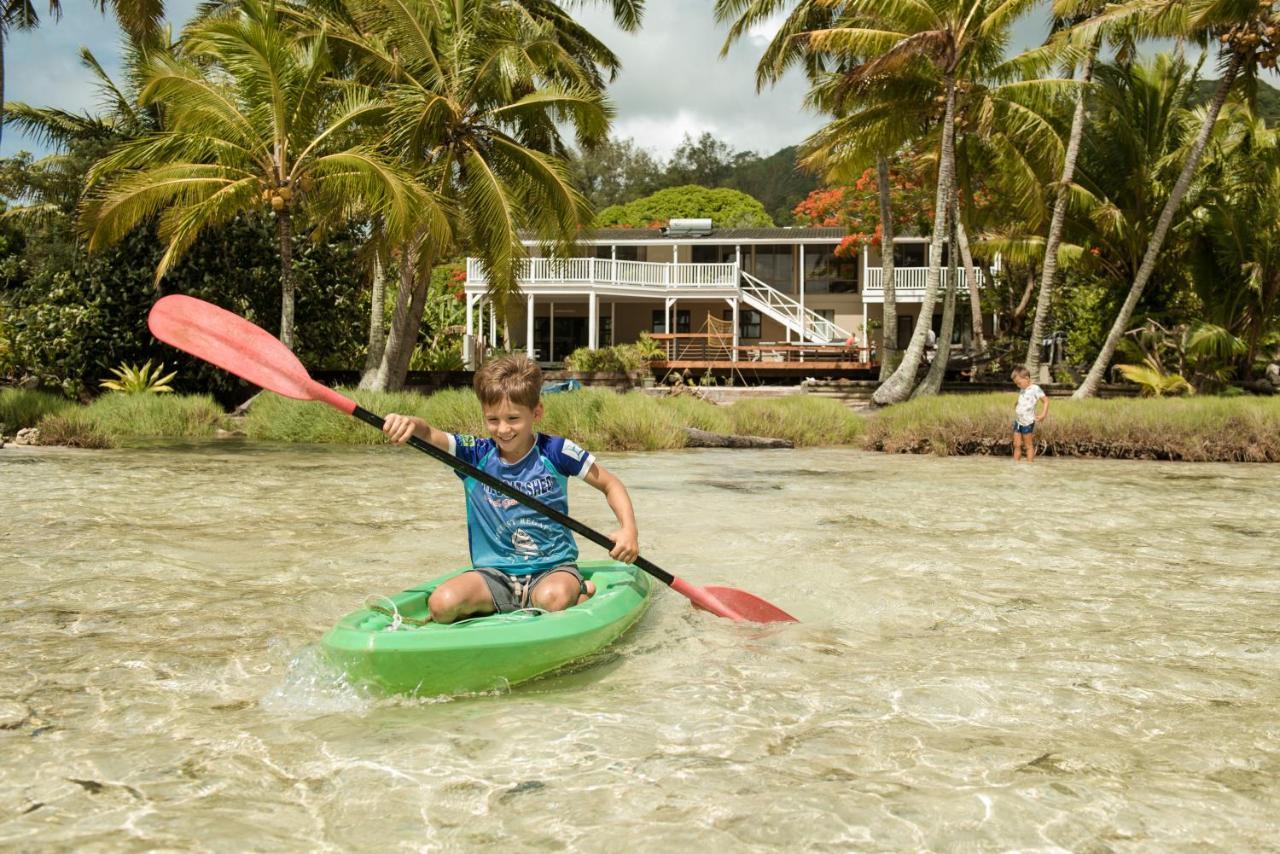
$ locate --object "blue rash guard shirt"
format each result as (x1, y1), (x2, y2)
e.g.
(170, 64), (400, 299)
(447, 432), (597, 575)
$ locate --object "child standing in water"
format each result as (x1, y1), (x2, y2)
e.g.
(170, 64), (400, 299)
(380, 355), (640, 623)
(1011, 365), (1049, 462)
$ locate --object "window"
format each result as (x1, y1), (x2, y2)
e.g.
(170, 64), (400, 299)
(892, 242), (927, 267)
(752, 245), (794, 291)
(723, 308), (762, 340)
(892, 242), (953, 267)
(594, 245), (639, 261)
(691, 244), (736, 264)
(804, 244), (859, 294)
(598, 315), (612, 346)
(815, 308), (836, 324)
(652, 309), (692, 333)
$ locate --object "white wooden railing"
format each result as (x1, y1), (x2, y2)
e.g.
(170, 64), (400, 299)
(739, 270), (850, 344)
(465, 257), (738, 290)
(862, 266), (988, 301)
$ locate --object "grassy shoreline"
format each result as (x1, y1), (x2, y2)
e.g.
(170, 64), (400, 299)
(1, 386), (863, 451)
(864, 393), (1280, 462)
(4, 386), (1278, 462)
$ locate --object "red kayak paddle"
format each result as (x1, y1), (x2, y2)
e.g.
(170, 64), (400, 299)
(148, 295), (798, 623)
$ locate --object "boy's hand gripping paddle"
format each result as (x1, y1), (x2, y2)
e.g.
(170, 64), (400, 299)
(148, 295), (798, 623)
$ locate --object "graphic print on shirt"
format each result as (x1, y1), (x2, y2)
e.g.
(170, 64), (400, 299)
(449, 432), (596, 574)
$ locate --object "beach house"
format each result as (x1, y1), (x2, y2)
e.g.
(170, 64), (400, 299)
(463, 219), (994, 376)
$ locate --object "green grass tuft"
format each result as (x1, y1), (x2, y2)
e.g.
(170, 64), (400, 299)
(725, 396), (865, 446)
(0, 388), (74, 431)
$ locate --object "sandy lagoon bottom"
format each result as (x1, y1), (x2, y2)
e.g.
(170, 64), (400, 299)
(1, 443), (1278, 850)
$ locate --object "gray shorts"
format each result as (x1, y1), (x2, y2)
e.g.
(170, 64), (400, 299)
(473, 565), (585, 613)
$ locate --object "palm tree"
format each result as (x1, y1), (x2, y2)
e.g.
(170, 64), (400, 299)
(1023, 0), (1117, 377)
(776, 0), (1050, 404)
(1, 0), (164, 151)
(1071, 0), (1275, 398)
(1055, 56), (1210, 365)
(336, 0), (610, 390)
(1187, 107), (1280, 376)
(80, 0), (437, 351)
(716, 0), (911, 379)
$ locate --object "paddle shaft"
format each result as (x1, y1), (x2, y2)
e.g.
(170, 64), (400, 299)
(350, 406), (676, 587)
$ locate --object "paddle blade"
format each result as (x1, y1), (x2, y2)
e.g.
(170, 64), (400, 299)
(148, 295), (356, 415)
(703, 586), (798, 623)
(669, 578), (796, 623)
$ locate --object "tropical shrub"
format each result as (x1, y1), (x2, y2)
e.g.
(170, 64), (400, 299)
(100, 360), (177, 394)
(562, 344), (648, 372)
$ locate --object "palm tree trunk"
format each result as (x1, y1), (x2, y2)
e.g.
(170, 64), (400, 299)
(914, 200), (961, 397)
(1027, 41), (1098, 377)
(1074, 52), (1242, 399)
(873, 75), (957, 405)
(1, 33), (7, 154)
(370, 236), (434, 391)
(359, 239), (389, 387)
(275, 210), (296, 350)
(877, 153), (899, 380)
(954, 207), (983, 358)
(1013, 268), (1036, 324)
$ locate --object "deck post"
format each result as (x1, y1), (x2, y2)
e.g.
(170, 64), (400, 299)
(466, 292), (475, 336)
(489, 301), (498, 349)
(612, 244), (618, 287)
(526, 294), (535, 360)
(799, 243), (806, 358)
(588, 292), (599, 350)
(731, 297), (740, 361)
(610, 301), (616, 345)
(549, 301), (555, 363)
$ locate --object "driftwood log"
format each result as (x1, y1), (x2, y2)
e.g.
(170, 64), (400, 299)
(682, 427), (793, 449)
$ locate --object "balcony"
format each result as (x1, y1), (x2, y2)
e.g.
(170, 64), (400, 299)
(465, 257), (739, 296)
(862, 266), (988, 303)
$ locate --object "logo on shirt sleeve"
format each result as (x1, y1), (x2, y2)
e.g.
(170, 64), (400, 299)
(561, 440), (585, 462)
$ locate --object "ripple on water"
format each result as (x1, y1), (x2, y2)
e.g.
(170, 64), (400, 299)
(2, 446), (1279, 848)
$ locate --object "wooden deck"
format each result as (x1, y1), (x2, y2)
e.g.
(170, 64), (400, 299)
(648, 333), (876, 373)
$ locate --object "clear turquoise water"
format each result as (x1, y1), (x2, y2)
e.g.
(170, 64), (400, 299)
(1, 443), (1277, 849)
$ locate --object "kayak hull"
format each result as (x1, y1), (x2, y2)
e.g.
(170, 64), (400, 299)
(321, 560), (652, 695)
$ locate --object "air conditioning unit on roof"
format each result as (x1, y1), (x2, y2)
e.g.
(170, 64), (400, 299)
(662, 218), (713, 237)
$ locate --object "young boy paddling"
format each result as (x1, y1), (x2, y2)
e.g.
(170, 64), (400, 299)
(381, 355), (640, 624)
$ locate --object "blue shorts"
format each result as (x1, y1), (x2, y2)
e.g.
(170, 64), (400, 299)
(1012, 421), (1035, 435)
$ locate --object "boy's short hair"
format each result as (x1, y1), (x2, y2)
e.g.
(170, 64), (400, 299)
(1010, 365), (1031, 380)
(474, 355), (542, 409)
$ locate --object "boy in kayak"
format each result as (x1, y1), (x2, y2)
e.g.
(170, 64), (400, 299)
(381, 355), (640, 623)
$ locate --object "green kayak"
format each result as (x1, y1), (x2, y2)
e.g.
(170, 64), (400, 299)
(321, 560), (652, 695)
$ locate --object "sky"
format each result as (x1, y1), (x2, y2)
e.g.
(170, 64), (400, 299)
(1, 0), (1061, 162)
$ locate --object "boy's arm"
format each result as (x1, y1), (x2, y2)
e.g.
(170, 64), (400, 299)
(381, 413), (452, 453)
(1037, 395), (1050, 421)
(582, 462), (640, 563)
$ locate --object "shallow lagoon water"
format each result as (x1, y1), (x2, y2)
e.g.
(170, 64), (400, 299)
(1, 443), (1278, 850)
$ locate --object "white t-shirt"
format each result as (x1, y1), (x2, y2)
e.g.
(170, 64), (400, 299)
(1015, 384), (1046, 426)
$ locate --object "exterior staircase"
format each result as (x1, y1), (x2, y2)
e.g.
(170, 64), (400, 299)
(739, 270), (851, 344)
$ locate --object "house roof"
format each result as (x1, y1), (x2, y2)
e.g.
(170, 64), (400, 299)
(518, 226), (929, 245)
(520, 226), (847, 245)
